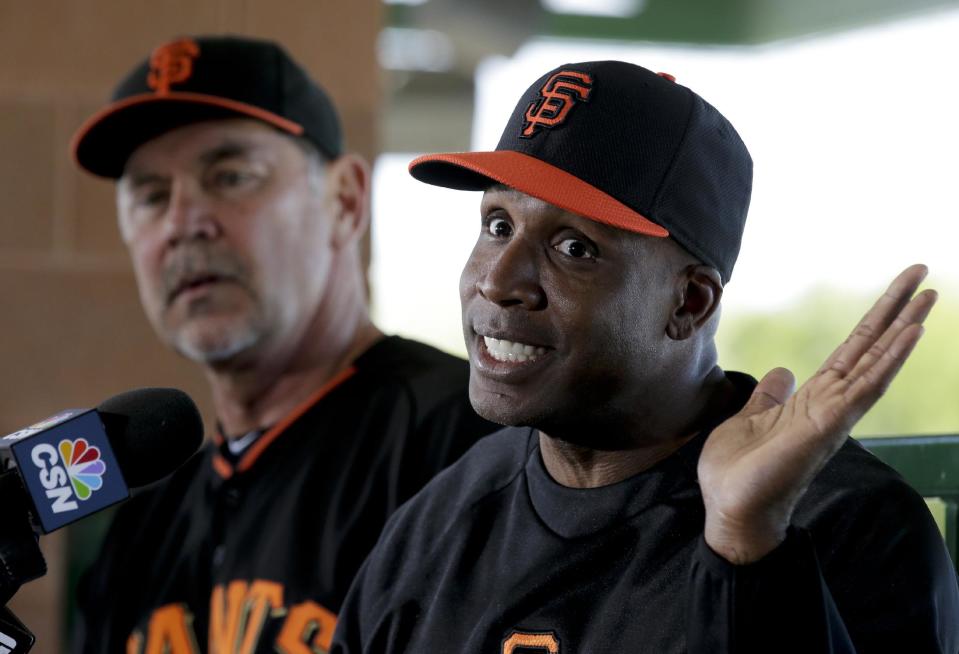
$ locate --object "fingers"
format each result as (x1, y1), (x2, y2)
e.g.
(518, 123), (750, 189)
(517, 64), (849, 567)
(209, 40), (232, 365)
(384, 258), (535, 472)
(817, 264), (931, 378)
(844, 288), (937, 382)
(845, 322), (926, 409)
(741, 367), (796, 416)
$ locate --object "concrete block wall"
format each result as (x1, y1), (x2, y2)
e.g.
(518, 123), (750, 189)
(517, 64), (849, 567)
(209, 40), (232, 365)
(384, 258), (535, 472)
(0, 1), (382, 649)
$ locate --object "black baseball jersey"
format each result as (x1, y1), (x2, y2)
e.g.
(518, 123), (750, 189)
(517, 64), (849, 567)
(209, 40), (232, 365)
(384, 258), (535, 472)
(72, 336), (497, 653)
(333, 373), (959, 654)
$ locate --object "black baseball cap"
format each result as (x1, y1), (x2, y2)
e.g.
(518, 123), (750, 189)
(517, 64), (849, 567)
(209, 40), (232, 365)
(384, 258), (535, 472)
(72, 35), (343, 179)
(409, 60), (753, 282)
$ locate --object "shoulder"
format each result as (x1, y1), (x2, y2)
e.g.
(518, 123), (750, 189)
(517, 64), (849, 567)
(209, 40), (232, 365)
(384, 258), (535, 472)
(354, 337), (468, 406)
(368, 427), (530, 560)
(356, 336), (469, 386)
(404, 426), (529, 508)
(799, 437), (933, 528)
(797, 437), (953, 585)
(795, 442), (959, 649)
(335, 429), (534, 649)
(341, 427), (531, 627)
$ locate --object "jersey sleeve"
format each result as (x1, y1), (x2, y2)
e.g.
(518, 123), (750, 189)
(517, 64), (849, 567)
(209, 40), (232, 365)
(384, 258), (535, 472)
(687, 486), (959, 653)
(687, 528), (856, 653)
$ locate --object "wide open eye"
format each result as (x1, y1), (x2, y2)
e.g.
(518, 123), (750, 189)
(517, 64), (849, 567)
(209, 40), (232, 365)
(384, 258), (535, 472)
(487, 217), (513, 238)
(554, 238), (596, 260)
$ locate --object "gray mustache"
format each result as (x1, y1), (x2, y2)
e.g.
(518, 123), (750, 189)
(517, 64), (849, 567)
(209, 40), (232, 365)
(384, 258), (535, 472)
(162, 247), (250, 304)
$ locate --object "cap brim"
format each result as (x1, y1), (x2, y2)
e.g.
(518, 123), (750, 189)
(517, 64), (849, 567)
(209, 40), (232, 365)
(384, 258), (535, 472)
(71, 92), (305, 179)
(408, 150), (668, 237)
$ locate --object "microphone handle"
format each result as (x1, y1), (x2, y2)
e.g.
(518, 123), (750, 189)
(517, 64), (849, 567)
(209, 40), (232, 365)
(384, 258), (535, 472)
(0, 606), (35, 653)
(0, 471), (46, 605)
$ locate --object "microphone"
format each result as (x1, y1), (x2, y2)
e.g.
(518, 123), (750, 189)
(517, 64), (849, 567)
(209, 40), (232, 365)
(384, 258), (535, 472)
(0, 607), (33, 654)
(0, 388), (203, 601)
(1, 387), (202, 531)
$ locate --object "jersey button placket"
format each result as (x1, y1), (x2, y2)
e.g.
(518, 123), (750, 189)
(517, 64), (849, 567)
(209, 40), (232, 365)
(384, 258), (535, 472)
(211, 481), (243, 574)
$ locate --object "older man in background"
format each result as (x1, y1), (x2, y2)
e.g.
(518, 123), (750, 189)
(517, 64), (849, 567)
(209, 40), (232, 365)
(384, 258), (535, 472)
(69, 35), (494, 652)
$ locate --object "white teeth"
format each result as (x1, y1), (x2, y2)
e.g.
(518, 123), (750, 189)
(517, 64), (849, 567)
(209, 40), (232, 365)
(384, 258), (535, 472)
(482, 336), (547, 363)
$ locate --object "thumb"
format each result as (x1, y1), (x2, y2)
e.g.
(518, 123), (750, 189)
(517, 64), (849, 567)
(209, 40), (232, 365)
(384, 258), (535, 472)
(741, 367), (796, 416)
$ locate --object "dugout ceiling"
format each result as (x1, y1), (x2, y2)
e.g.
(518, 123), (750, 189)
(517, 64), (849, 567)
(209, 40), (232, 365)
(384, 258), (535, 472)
(390, 0), (959, 48)
(380, 0), (959, 152)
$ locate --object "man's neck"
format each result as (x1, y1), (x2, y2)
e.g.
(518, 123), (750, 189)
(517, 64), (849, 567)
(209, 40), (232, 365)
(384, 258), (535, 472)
(539, 367), (736, 489)
(209, 325), (383, 439)
(206, 269), (384, 438)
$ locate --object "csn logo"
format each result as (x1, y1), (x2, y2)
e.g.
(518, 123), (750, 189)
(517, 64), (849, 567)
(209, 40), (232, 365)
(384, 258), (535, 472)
(30, 438), (106, 514)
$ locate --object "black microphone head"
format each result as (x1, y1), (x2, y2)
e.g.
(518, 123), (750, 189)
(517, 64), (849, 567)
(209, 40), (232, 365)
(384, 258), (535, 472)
(96, 388), (204, 488)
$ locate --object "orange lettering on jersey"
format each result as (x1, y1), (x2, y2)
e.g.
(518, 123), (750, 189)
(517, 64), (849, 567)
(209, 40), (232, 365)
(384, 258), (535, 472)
(276, 600), (338, 653)
(502, 631), (561, 654)
(210, 581), (247, 652)
(209, 580), (284, 654)
(141, 604), (200, 654)
(238, 581), (283, 654)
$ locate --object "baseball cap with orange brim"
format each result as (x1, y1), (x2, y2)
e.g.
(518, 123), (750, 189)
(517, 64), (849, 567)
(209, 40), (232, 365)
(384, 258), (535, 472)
(72, 35), (342, 179)
(409, 60), (753, 282)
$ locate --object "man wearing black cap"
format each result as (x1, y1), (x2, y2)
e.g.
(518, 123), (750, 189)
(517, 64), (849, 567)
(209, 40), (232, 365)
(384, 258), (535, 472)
(70, 36), (494, 652)
(331, 62), (959, 653)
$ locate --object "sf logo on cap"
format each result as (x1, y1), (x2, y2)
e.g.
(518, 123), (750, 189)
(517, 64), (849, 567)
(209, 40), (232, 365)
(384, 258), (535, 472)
(148, 38), (200, 95)
(521, 70), (593, 138)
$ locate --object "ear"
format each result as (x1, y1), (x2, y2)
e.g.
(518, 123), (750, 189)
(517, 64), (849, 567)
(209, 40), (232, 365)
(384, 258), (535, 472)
(666, 265), (724, 341)
(326, 153), (371, 250)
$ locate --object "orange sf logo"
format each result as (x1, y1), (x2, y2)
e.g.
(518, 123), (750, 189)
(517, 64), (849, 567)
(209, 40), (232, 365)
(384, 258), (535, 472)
(502, 631), (560, 654)
(521, 70), (593, 138)
(147, 38), (200, 95)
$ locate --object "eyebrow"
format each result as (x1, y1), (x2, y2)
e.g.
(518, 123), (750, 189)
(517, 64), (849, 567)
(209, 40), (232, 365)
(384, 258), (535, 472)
(197, 140), (261, 167)
(123, 139), (264, 188)
(124, 172), (167, 189)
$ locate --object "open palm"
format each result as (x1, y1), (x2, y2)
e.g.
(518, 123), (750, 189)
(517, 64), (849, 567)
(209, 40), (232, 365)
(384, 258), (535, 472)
(698, 264), (938, 564)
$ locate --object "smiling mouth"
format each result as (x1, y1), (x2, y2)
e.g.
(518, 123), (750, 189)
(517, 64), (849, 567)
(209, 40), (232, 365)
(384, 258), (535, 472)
(483, 336), (548, 363)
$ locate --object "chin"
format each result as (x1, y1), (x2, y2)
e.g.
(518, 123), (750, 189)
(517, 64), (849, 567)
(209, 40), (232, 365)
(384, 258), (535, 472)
(468, 386), (548, 429)
(470, 402), (516, 428)
(170, 323), (261, 365)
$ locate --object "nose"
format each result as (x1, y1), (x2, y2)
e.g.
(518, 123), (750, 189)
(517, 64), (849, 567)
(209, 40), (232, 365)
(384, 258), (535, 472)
(473, 237), (546, 310)
(164, 179), (222, 245)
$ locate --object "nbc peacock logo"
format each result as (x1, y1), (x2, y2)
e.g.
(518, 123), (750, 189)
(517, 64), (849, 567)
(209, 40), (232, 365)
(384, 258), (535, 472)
(31, 435), (110, 514)
(58, 438), (106, 500)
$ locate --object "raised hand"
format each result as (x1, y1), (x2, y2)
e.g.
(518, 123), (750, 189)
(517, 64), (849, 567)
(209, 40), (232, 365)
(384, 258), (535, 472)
(698, 264), (938, 564)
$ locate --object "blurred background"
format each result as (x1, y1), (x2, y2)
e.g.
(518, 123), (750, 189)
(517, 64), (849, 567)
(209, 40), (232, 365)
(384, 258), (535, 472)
(0, 0), (956, 649)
